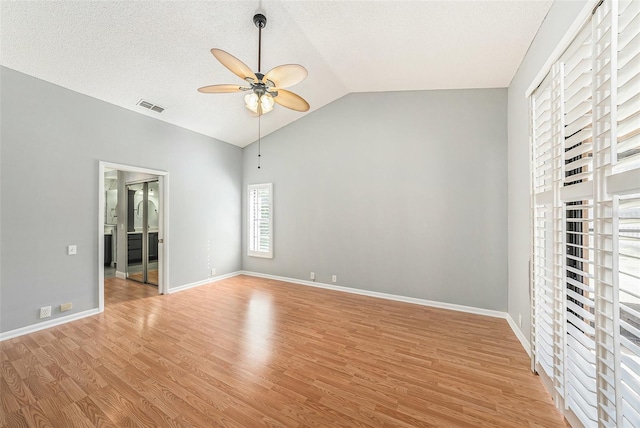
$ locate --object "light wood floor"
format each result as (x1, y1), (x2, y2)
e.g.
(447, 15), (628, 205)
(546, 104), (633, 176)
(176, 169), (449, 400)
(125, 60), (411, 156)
(0, 275), (566, 427)
(104, 277), (158, 306)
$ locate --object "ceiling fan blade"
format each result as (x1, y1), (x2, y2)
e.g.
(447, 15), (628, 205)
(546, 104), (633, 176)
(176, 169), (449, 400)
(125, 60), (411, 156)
(263, 64), (308, 88)
(198, 84), (247, 93)
(273, 89), (310, 112)
(211, 48), (257, 82)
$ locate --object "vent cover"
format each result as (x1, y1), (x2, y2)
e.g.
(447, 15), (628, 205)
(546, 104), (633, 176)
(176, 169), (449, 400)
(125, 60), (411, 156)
(136, 99), (165, 113)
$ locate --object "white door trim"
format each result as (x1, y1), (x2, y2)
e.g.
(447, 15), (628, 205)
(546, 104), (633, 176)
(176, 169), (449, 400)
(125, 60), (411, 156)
(98, 161), (169, 311)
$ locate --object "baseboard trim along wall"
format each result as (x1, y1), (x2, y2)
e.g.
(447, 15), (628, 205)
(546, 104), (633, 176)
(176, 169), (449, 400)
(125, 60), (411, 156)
(167, 271), (242, 294)
(0, 308), (101, 342)
(0, 272), (243, 341)
(1, 270), (532, 357)
(240, 270), (532, 356)
(505, 314), (532, 356)
(115, 271), (126, 279)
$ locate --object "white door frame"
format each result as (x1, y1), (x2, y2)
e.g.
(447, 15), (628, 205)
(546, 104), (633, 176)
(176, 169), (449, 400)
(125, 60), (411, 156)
(98, 161), (169, 311)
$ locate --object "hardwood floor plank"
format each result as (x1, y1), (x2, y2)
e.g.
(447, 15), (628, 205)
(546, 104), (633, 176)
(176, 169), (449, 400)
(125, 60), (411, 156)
(19, 402), (55, 428)
(0, 360), (37, 408)
(0, 409), (30, 428)
(0, 377), (22, 415)
(0, 275), (567, 427)
(73, 397), (117, 428)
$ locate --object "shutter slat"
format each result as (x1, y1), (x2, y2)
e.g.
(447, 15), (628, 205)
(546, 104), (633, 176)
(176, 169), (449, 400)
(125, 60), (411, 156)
(621, 385), (640, 426)
(621, 353), (640, 385)
(568, 322), (597, 351)
(621, 336), (640, 363)
(568, 333), (596, 363)
(567, 385), (598, 423)
(567, 348), (596, 390)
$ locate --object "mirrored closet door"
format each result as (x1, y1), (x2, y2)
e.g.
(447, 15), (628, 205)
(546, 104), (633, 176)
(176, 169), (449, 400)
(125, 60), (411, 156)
(126, 180), (159, 286)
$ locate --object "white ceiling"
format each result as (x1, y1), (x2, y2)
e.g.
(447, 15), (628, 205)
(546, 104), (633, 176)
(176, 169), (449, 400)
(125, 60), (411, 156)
(1, 0), (552, 148)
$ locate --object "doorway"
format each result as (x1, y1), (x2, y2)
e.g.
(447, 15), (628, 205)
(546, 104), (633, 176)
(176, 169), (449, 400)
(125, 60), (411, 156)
(98, 162), (169, 312)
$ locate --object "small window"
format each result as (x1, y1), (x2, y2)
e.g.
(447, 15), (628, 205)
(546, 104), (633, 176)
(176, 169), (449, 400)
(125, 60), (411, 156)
(248, 183), (273, 258)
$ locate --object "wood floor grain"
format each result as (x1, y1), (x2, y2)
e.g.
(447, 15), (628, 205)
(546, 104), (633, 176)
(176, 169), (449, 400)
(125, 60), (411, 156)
(0, 275), (566, 427)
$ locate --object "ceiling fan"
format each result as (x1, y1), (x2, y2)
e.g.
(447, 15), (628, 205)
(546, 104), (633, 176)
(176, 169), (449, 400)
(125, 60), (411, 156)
(198, 13), (310, 116)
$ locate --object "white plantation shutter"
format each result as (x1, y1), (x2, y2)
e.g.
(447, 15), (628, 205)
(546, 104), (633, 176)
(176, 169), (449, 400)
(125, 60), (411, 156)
(532, 71), (565, 394)
(592, 1), (618, 424)
(248, 183), (273, 258)
(559, 20), (599, 425)
(618, 195), (640, 427)
(533, 73), (555, 196)
(615, 3), (640, 425)
(529, 0), (640, 426)
(565, 200), (598, 425)
(615, 0), (640, 173)
(563, 22), (594, 191)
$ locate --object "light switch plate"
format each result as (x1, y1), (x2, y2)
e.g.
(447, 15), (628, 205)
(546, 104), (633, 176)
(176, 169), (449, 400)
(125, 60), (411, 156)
(67, 245), (77, 255)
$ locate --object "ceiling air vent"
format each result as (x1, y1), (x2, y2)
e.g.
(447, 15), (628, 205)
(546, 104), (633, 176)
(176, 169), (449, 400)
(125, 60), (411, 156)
(136, 99), (165, 113)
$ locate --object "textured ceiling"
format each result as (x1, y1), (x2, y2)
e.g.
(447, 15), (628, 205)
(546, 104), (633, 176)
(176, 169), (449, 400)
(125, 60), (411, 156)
(1, 0), (552, 147)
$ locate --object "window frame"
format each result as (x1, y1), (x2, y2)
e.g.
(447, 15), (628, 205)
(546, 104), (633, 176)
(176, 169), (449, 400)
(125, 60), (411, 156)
(247, 183), (273, 259)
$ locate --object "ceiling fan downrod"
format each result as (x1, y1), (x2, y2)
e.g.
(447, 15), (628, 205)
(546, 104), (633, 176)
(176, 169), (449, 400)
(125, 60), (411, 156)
(253, 13), (267, 73)
(253, 13), (267, 170)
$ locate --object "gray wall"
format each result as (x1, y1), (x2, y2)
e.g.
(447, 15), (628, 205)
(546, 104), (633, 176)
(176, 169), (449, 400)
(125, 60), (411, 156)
(0, 67), (243, 332)
(243, 89), (508, 311)
(507, 0), (588, 342)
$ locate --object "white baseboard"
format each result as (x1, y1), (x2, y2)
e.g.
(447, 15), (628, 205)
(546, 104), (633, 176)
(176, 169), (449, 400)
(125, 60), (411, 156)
(115, 270), (126, 279)
(0, 308), (101, 342)
(168, 271), (242, 294)
(239, 271), (507, 318)
(505, 314), (531, 357)
(240, 271), (533, 356)
(1, 271), (532, 360)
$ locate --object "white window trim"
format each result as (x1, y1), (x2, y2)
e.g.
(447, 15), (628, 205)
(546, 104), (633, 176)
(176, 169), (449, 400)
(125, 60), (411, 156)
(248, 183), (273, 259)
(525, 0), (601, 98)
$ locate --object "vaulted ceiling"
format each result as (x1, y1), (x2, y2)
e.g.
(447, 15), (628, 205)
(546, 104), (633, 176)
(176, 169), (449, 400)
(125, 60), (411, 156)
(1, 1), (552, 147)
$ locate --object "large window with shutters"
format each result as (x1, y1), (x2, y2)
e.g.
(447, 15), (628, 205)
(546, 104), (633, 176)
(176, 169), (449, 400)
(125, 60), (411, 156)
(529, 0), (640, 426)
(248, 183), (273, 258)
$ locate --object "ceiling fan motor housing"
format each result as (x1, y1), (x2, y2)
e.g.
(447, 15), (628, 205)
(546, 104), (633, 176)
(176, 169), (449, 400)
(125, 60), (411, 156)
(253, 14), (266, 28)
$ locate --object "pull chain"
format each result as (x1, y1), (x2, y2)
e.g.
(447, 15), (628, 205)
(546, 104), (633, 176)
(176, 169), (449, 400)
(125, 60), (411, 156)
(258, 113), (261, 169)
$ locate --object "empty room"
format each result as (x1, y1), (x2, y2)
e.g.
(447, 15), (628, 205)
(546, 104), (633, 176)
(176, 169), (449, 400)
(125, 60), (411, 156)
(1, 0), (639, 427)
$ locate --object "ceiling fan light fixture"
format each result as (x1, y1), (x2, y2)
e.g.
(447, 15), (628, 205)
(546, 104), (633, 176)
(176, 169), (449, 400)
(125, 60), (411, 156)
(244, 92), (275, 115)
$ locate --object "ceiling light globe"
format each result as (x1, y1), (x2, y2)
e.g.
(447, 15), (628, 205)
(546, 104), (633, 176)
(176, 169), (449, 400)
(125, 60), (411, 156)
(260, 93), (275, 112)
(244, 93), (259, 113)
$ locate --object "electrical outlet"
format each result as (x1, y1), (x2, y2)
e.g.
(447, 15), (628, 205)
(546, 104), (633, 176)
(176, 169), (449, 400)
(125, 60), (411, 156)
(40, 306), (52, 319)
(211, 268), (216, 276)
(332, 275), (337, 283)
(60, 302), (72, 312)
(310, 272), (315, 280)
(67, 245), (77, 255)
